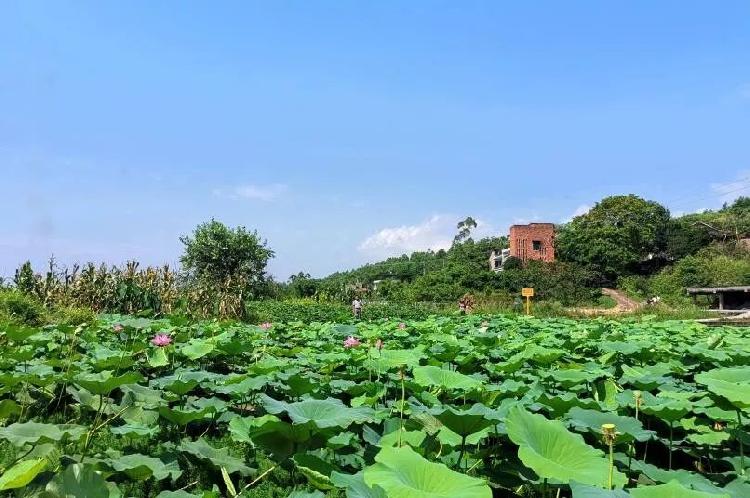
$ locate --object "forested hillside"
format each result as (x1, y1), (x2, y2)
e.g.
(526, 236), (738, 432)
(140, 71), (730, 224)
(307, 196), (750, 307)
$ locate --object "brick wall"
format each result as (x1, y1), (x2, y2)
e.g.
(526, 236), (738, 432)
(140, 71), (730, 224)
(509, 223), (555, 263)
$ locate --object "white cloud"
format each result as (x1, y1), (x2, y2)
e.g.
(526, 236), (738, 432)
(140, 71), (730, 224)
(562, 204), (591, 222)
(213, 183), (288, 201)
(358, 215), (497, 259)
(711, 171), (750, 205)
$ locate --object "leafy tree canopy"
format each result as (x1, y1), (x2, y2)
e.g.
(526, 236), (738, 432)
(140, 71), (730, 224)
(180, 220), (274, 299)
(556, 195), (671, 280)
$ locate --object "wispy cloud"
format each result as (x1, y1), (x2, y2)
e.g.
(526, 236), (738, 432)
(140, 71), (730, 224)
(562, 204), (591, 222)
(739, 83), (750, 101)
(213, 183), (288, 202)
(711, 171), (750, 204)
(358, 215), (497, 259)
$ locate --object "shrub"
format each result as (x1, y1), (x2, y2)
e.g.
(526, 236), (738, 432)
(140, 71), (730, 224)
(0, 289), (47, 326)
(54, 306), (97, 326)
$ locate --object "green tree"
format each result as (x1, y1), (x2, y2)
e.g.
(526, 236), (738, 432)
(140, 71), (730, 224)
(180, 220), (274, 301)
(556, 195), (670, 280)
(288, 272), (318, 298)
(454, 217), (478, 244)
(13, 261), (38, 296)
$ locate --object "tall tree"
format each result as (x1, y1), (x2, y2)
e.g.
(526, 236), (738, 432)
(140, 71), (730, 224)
(180, 220), (274, 300)
(454, 217), (478, 244)
(556, 195), (670, 280)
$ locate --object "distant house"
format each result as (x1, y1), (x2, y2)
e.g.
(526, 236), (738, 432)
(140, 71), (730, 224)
(489, 248), (510, 272)
(489, 223), (555, 271)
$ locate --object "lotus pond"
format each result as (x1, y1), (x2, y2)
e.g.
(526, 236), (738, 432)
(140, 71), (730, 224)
(1, 314), (750, 497)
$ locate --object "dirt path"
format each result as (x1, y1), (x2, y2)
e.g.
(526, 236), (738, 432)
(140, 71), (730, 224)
(572, 288), (642, 316)
(602, 288), (641, 312)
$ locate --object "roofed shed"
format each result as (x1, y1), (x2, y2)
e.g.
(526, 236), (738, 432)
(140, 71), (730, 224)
(687, 286), (750, 311)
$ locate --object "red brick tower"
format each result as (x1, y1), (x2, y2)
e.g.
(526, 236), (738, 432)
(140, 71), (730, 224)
(509, 223), (555, 263)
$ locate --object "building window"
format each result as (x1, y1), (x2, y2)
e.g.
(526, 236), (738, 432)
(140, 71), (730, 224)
(532, 240), (542, 251)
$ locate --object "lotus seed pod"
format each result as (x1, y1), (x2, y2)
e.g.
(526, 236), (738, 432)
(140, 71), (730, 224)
(602, 423), (617, 445)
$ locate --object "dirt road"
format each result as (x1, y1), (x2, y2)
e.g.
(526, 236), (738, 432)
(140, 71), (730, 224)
(573, 288), (642, 316)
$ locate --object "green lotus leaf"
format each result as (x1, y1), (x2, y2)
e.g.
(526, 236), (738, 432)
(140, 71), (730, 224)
(214, 375), (268, 395)
(180, 338), (216, 361)
(148, 348), (169, 367)
(536, 393), (602, 418)
(629, 480), (729, 498)
(430, 404), (498, 437)
(74, 371), (145, 395)
(120, 384), (165, 409)
(379, 429), (427, 448)
(0, 422), (86, 447)
(293, 454), (336, 490)
(331, 471), (387, 498)
(412, 366), (483, 391)
(506, 406), (627, 488)
(179, 438), (255, 476)
(43, 463), (111, 498)
(0, 458), (46, 490)
(158, 405), (212, 425)
(121, 406), (159, 426)
(566, 407), (654, 442)
(547, 369), (605, 388)
(521, 346), (566, 365)
(0, 399), (21, 419)
(624, 457), (729, 495)
(640, 398), (691, 422)
(288, 491), (325, 498)
(695, 367), (750, 409)
(327, 431), (356, 449)
(363, 446), (491, 498)
(436, 426), (492, 447)
(570, 482), (630, 497)
(152, 370), (216, 395)
(107, 453), (182, 481)
(3, 325), (41, 342)
(365, 349), (424, 371)
(260, 395), (375, 428)
(688, 431), (730, 446)
(228, 415), (312, 460)
(110, 423), (159, 438)
(155, 492), (203, 498)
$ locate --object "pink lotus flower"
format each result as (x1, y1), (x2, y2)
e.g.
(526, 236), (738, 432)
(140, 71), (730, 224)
(375, 339), (384, 350)
(398, 322), (406, 329)
(259, 322), (272, 330)
(151, 334), (172, 347)
(113, 324), (124, 333)
(343, 336), (361, 348)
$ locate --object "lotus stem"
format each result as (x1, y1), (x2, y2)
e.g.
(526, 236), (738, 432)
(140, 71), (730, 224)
(398, 368), (405, 448)
(602, 423), (617, 490)
(738, 409), (745, 476)
(668, 421), (674, 470)
(457, 435), (467, 471)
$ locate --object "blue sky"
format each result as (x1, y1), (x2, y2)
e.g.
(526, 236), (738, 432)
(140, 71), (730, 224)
(1, 1), (749, 279)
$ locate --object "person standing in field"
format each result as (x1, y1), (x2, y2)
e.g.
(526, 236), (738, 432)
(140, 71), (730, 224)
(352, 297), (363, 319)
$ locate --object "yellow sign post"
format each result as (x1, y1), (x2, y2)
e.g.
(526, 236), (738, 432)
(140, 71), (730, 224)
(521, 287), (534, 315)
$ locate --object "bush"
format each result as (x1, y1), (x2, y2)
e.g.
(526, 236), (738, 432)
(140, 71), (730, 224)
(54, 306), (97, 326)
(0, 289), (47, 326)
